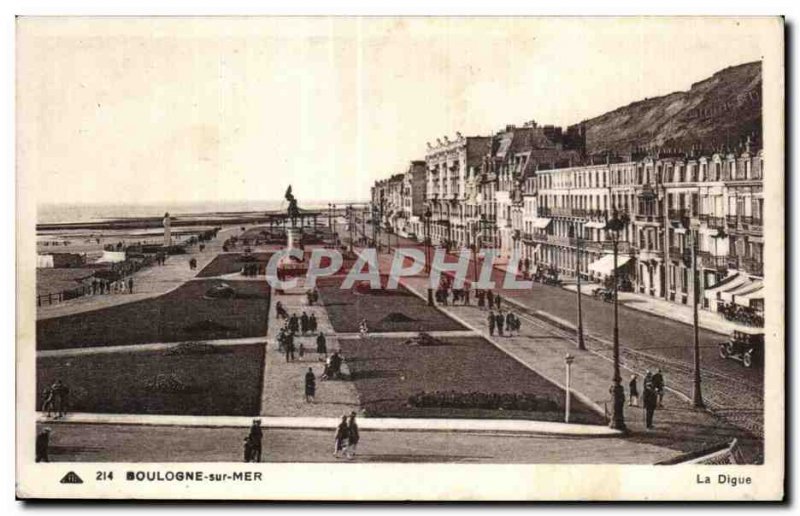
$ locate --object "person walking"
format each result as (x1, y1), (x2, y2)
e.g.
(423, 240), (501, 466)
(243, 436), (254, 462)
(316, 332), (327, 359)
(652, 369), (665, 407)
(477, 289), (485, 309)
(629, 374), (640, 407)
(285, 332), (295, 362)
(333, 415), (350, 458)
(289, 314), (299, 334)
(487, 311), (496, 336)
(51, 380), (69, 418)
(495, 311), (505, 337)
(248, 419), (263, 462)
(464, 288), (470, 306)
(309, 313), (318, 333)
(298, 343), (305, 359)
(495, 293), (502, 311)
(346, 412), (360, 460)
(301, 312), (309, 335)
(36, 428), (51, 463)
(128, 277), (134, 294)
(305, 367), (316, 403)
(505, 312), (515, 337)
(487, 290), (495, 310)
(643, 383), (658, 429)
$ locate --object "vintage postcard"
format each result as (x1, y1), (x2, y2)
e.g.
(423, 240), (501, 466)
(15, 16), (785, 501)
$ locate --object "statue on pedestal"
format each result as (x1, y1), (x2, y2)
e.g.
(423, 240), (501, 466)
(285, 186), (300, 227)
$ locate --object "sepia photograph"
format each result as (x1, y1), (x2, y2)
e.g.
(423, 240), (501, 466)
(14, 15), (785, 501)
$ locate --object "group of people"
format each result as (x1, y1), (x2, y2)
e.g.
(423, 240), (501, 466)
(41, 379), (70, 419)
(306, 288), (320, 305)
(333, 412), (360, 460)
(275, 303), (319, 334)
(243, 419), (263, 462)
(628, 369), (666, 429)
(486, 310), (521, 337)
(476, 290), (502, 310)
(87, 277), (135, 296)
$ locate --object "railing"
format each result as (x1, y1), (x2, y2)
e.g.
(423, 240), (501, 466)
(634, 213), (663, 224)
(740, 257), (763, 276)
(537, 207), (552, 217)
(668, 209), (689, 221)
(707, 216), (725, 229)
(726, 215), (739, 226)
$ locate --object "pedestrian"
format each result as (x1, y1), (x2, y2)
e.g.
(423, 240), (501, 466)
(487, 290), (495, 310)
(243, 436), (254, 462)
(248, 419), (263, 462)
(289, 314), (299, 334)
(309, 313), (318, 333)
(36, 428), (51, 463)
(41, 387), (55, 418)
(629, 374), (639, 407)
(285, 332), (295, 362)
(305, 367), (316, 403)
(301, 311), (309, 334)
(652, 369), (665, 407)
(495, 293), (502, 311)
(643, 383), (658, 429)
(316, 332), (327, 358)
(506, 312), (515, 336)
(487, 311), (496, 336)
(464, 288), (470, 306)
(51, 380), (69, 418)
(495, 311), (505, 337)
(359, 319), (368, 337)
(329, 351), (343, 379)
(333, 415), (349, 458)
(299, 343), (305, 359)
(128, 277), (134, 294)
(346, 412), (360, 460)
(477, 289), (485, 308)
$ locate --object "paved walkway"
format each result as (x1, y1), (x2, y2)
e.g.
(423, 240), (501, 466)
(38, 412), (621, 436)
(40, 423), (673, 464)
(36, 225), (242, 320)
(260, 277), (360, 418)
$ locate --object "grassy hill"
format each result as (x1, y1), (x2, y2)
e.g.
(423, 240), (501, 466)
(584, 61), (762, 155)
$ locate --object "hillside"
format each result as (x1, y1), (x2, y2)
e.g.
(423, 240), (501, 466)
(583, 61), (762, 155)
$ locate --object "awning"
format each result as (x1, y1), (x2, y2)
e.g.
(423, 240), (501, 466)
(37, 254), (54, 268)
(720, 276), (761, 303)
(734, 285), (764, 307)
(531, 218), (552, 229)
(585, 221), (606, 229)
(588, 254), (631, 276)
(703, 273), (755, 303)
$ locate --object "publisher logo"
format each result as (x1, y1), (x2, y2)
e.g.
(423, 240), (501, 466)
(60, 471), (83, 484)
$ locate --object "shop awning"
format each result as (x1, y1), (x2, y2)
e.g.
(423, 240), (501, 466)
(703, 273), (747, 302)
(531, 218), (552, 229)
(720, 276), (761, 303)
(588, 254), (631, 276)
(734, 285), (764, 307)
(585, 221), (606, 229)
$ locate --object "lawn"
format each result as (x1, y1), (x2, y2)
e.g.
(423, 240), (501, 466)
(37, 343), (264, 416)
(318, 282), (465, 333)
(196, 252), (273, 278)
(339, 336), (605, 425)
(36, 279), (270, 350)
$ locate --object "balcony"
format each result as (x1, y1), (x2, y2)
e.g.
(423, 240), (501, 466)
(537, 207), (551, 217)
(668, 246), (684, 262)
(726, 215), (739, 226)
(668, 209), (689, 221)
(707, 216), (725, 230)
(634, 213), (663, 224)
(739, 257), (764, 276)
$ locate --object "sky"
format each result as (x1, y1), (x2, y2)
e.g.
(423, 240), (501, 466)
(17, 17), (773, 206)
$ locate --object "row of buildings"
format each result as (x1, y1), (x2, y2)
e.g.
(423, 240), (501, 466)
(370, 121), (764, 316)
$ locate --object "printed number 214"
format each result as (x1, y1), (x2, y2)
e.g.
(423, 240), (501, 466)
(96, 471), (113, 481)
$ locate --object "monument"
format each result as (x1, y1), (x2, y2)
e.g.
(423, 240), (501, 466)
(284, 186), (301, 249)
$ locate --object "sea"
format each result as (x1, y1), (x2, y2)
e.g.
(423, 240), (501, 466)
(38, 200), (363, 225)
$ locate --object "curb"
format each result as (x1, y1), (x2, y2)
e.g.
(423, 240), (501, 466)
(37, 413), (621, 437)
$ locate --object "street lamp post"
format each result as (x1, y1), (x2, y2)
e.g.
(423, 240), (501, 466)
(565, 354), (575, 423)
(347, 205), (354, 252)
(683, 219), (705, 409)
(424, 206), (433, 306)
(605, 207), (629, 431)
(569, 223), (586, 351)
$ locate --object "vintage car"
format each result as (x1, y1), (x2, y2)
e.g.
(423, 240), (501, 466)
(718, 328), (764, 368)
